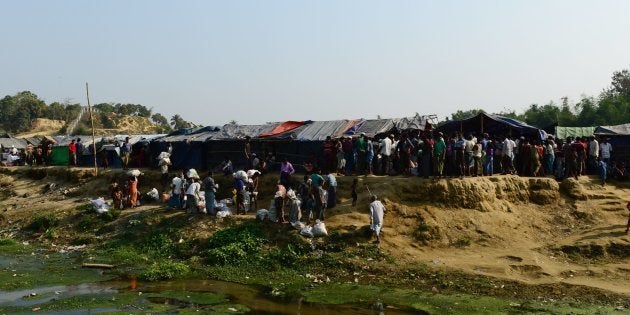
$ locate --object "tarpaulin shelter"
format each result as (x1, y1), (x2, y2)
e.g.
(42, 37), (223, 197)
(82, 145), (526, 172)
(259, 121), (305, 138)
(348, 115), (431, 138)
(435, 113), (545, 139)
(0, 134), (27, 150)
(555, 126), (595, 139)
(293, 120), (359, 141)
(594, 123), (630, 136)
(219, 123), (280, 139)
(150, 127), (221, 170)
(594, 123), (630, 160)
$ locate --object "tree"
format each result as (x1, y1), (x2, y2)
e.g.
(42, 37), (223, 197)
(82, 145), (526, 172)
(170, 114), (191, 130)
(609, 69), (630, 97)
(450, 109), (485, 121)
(151, 113), (168, 126)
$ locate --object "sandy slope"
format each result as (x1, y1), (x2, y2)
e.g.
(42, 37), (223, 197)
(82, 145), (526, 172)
(1, 167), (629, 298)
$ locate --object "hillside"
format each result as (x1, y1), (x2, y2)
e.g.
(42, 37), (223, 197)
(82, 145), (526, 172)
(0, 167), (629, 312)
(73, 112), (166, 136)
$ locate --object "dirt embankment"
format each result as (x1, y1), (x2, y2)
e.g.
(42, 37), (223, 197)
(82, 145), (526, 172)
(1, 167), (629, 299)
(17, 118), (66, 137)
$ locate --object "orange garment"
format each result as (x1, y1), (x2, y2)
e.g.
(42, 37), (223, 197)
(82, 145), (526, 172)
(129, 178), (138, 207)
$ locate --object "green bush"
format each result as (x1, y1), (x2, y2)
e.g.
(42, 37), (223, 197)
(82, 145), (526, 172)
(142, 231), (175, 258)
(27, 214), (59, 232)
(206, 223), (266, 265)
(140, 260), (190, 281)
(0, 238), (17, 246)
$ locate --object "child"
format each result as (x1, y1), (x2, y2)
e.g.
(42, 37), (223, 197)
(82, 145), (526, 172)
(110, 179), (123, 210)
(351, 178), (358, 207)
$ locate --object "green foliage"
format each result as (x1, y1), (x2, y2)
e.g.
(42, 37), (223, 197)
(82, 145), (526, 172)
(449, 109), (485, 121)
(142, 231), (176, 258)
(206, 223), (266, 265)
(170, 114), (193, 129)
(140, 260), (190, 281)
(0, 238), (17, 246)
(444, 67), (630, 128)
(26, 213), (59, 232)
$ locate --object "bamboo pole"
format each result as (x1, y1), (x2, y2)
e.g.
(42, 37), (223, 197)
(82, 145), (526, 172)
(86, 83), (98, 176)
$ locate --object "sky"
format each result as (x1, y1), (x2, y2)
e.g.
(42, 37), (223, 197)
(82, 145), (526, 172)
(1, 0), (629, 125)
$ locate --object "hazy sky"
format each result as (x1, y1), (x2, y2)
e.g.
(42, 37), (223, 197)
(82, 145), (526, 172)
(1, 1), (629, 125)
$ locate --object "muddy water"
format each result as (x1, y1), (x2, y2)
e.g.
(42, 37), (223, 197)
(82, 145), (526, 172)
(134, 279), (417, 315)
(0, 278), (418, 314)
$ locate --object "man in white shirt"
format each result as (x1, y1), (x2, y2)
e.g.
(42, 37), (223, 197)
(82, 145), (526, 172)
(186, 177), (203, 214)
(171, 171), (184, 209)
(599, 138), (612, 164)
(369, 195), (385, 243)
(502, 136), (515, 174)
(380, 135), (393, 175)
(588, 136), (600, 174)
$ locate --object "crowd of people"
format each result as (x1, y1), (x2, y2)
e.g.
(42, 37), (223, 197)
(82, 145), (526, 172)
(316, 131), (626, 185)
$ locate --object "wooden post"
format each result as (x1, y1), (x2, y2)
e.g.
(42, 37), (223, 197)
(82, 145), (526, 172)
(86, 83), (98, 176)
(480, 114), (484, 134)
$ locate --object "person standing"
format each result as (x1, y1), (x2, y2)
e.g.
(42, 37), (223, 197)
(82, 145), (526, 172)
(342, 137), (354, 175)
(287, 190), (301, 223)
(380, 135), (393, 175)
(244, 136), (252, 169)
(599, 138), (612, 165)
(326, 172), (337, 208)
(121, 137), (132, 169)
(587, 136), (599, 174)
(170, 171), (184, 209)
(203, 171), (218, 215)
(366, 136), (374, 175)
(280, 158), (295, 188)
(68, 139), (77, 166)
(310, 170), (325, 220)
(625, 201), (630, 234)
(75, 138), (84, 166)
(433, 133), (446, 179)
(233, 176), (246, 215)
(369, 195), (385, 243)
(355, 133), (367, 174)
(597, 157), (607, 186)
(502, 136), (515, 175)
(186, 177), (202, 214)
(298, 175), (313, 222)
(128, 175), (138, 208)
(322, 136), (336, 174)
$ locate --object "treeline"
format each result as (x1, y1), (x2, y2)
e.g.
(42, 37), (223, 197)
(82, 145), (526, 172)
(448, 68), (630, 128)
(0, 91), (82, 134)
(0, 91), (194, 134)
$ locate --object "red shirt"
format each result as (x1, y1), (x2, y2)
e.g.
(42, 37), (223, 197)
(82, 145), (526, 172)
(68, 143), (76, 153)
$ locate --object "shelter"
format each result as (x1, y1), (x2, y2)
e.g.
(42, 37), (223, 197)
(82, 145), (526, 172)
(435, 113), (545, 139)
(595, 123), (630, 161)
(0, 134), (27, 150)
(150, 127), (220, 170)
(555, 126), (595, 139)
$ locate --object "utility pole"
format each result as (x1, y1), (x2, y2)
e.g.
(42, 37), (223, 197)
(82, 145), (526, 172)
(86, 82), (98, 176)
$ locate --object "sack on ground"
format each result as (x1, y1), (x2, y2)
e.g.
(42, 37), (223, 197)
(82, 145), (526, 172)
(216, 209), (232, 218)
(256, 209), (269, 221)
(312, 220), (328, 237)
(291, 221), (305, 230)
(300, 225), (314, 238)
(90, 198), (109, 214)
(146, 188), (159, 201)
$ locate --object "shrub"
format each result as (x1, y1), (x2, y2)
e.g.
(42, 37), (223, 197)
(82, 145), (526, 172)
(142, 231), (176, 258)
(140, 261), (190, 281)
(27, 214), (59, 232)
(206, 223), (266, 265)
